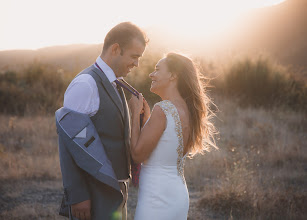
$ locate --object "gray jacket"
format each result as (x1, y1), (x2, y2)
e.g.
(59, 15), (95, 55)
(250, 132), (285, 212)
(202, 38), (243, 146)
(56, 107), (123, 219)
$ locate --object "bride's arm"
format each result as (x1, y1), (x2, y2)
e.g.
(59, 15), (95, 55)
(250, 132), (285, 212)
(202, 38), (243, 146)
(129, 95), (166, 163)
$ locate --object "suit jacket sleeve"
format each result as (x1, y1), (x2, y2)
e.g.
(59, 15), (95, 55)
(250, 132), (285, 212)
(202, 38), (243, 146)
(58, 135), (91, 205)
(56, 107), (122, 206)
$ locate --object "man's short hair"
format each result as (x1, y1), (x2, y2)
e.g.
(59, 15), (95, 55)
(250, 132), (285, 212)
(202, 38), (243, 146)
(102, 22), (148, 53)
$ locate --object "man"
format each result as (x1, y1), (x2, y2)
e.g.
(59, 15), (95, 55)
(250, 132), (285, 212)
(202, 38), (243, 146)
(59, 22), (148, 220)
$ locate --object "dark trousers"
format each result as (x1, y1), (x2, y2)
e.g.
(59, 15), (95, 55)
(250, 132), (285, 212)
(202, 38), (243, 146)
(69, 181), (128, 220)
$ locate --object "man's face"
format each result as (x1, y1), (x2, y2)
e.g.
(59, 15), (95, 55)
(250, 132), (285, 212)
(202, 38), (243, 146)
(112, 38), (145, 77)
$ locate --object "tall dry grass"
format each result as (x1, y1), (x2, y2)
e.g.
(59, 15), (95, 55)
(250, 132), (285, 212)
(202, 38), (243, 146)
(0, 97), (306, 219)
(0, 115), (61, 180)
(185, 98), (307, 219)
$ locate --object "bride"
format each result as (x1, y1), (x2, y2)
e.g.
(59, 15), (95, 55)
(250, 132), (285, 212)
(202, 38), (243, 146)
(128, 52), (217, 220)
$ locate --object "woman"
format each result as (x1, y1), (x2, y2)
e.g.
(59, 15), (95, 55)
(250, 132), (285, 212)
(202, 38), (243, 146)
(129, 53), (217, 220)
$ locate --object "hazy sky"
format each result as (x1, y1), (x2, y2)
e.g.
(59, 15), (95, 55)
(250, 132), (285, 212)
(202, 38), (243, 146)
(0, 0), (285, 51)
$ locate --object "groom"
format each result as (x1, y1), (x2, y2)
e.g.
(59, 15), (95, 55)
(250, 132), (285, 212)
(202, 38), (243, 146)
(58, 22), (148, 220)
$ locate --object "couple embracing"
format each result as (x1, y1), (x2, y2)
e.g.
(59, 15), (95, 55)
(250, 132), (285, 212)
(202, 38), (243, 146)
(55, 22), (216, 220)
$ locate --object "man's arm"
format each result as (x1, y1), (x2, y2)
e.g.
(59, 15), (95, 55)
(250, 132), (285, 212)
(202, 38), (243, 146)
(62, 74), (100, 219)
(64, 74), (99, 116)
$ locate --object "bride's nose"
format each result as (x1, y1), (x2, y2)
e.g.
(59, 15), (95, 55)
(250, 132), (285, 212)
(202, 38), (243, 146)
(149, 70), (157, 78)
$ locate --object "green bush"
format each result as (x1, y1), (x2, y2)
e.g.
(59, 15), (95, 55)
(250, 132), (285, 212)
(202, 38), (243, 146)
(212, 57), (307, 111)
(0, 62), (69, 115)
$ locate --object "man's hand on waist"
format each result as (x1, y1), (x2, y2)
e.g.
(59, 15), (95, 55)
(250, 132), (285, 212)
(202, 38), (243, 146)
(71, 199), (91, 220)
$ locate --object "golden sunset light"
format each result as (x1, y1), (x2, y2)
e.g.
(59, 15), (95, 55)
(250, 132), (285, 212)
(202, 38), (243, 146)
(1, 0), (306, 219)
(0, 0), (286, 51)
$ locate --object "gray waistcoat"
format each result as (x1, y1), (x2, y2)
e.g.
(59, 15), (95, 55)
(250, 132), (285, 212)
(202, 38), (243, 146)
(80, 65), (131, 180)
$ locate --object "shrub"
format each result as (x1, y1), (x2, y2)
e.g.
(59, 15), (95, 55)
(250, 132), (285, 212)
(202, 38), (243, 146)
(212, 57), (307, 111)
(1, 55), (306, 115)
(0, 62), (69, 115)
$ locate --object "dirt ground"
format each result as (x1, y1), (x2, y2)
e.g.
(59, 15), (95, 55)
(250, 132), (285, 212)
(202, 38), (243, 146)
(0, 178), (212, 220)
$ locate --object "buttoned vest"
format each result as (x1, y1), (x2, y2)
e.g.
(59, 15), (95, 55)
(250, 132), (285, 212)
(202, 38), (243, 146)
(80, 65), (131, 180)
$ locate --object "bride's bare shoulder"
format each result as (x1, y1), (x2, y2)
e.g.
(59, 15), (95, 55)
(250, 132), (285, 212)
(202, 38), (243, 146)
(143, 102), (167, 130)
(151, 102), (166, 119)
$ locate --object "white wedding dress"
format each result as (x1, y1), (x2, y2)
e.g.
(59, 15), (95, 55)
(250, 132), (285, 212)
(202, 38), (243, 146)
(134, 100), (189, 220)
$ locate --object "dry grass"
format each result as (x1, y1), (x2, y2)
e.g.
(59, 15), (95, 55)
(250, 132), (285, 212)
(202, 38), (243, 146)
(185, 98), (307, 219)
(0, 115), (61, 180)
(0, 98), (306, 219)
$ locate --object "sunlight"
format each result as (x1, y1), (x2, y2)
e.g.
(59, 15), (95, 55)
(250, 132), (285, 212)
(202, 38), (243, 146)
(0, 0), (286, 50)
(142, 0), (287, 33)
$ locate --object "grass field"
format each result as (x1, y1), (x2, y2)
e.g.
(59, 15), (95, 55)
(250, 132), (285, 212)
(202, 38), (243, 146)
(0, 97), (306, 219)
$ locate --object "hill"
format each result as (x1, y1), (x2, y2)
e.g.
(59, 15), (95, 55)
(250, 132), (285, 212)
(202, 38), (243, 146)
(0, 44), (101, 72)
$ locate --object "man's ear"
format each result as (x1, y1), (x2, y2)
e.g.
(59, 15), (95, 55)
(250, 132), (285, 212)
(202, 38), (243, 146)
(111, 43), (121, 55)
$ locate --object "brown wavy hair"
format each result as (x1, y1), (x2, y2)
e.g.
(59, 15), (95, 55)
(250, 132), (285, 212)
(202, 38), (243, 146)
(165, 53), (218, 156)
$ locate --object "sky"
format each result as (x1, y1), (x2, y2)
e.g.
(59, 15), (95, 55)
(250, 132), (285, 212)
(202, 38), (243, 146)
(0, 0), (286, 51)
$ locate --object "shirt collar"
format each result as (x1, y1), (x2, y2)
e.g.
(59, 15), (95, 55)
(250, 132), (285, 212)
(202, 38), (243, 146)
(95, 56), (123, 83)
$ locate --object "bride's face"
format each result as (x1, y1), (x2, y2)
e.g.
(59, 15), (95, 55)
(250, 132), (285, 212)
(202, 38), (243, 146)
(149, 58), (172, 94)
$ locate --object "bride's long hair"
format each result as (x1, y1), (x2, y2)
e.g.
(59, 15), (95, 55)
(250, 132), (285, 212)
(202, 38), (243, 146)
(165, 53), (218, 156)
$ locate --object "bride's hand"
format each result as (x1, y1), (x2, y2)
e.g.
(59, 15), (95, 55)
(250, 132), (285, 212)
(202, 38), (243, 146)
(129, 93), (144, 115)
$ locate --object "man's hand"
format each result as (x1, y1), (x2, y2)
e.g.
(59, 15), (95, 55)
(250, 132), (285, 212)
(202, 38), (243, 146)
(128, 93), (144, 115)
(71, 199), (91, 220)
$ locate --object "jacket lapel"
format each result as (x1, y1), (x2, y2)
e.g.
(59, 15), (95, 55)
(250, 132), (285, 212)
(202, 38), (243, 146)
(91, 66), (125, 119)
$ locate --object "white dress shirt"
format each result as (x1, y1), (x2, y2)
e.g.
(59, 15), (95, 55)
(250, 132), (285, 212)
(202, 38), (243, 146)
(64, 57), (122, 116)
